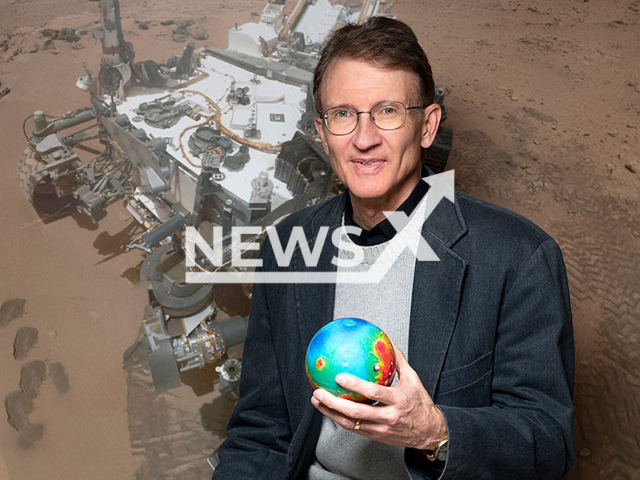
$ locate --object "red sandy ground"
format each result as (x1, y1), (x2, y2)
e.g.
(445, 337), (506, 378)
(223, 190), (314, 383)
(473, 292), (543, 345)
(1, 0), (639, 479)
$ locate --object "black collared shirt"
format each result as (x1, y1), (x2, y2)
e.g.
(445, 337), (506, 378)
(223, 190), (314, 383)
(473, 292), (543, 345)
(344, 171), (430, 247)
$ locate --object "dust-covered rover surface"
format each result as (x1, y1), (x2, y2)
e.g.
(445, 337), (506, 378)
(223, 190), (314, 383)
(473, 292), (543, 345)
(18, 0), (452, 398)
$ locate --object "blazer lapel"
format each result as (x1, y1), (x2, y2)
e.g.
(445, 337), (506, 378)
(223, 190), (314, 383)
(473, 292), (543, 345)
(295, 248), (338, 350)
(294, 195), (344, 354)
(288, 197), (344, 478)
(408, 193), (468, 396)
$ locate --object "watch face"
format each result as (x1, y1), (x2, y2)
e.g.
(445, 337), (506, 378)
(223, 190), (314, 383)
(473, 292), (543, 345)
(436, 442), (448, 462)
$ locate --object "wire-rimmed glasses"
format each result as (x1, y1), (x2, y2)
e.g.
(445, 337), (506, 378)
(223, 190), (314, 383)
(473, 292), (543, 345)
(322, 100), (425, 136)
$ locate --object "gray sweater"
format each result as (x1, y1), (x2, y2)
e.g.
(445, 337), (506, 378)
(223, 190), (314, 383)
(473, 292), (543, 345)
(308, 195), (429, 480)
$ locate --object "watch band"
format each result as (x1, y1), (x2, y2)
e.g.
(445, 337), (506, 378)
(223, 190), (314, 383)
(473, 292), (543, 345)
(423, 434), (448, 462)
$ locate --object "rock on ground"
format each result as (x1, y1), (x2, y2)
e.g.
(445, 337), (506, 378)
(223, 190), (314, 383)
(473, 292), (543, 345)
(5, 391), (33, 432)
(19, 360), (46, 399)
(0, 299), (26, 328)
(17, 423), (44, 449)
(49, 362), (70, 393)
(13, 326), (39, 360)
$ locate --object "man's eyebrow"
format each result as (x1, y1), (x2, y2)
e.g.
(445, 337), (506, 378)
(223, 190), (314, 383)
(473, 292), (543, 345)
(324, 100), (410, 111)
(323, 103), (354, 110)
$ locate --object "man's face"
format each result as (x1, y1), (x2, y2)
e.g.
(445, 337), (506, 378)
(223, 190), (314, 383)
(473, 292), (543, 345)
(315, 59), (440, 208)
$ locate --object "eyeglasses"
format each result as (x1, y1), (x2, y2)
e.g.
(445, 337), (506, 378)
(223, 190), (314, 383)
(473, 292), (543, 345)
(322, 101), (425, 136)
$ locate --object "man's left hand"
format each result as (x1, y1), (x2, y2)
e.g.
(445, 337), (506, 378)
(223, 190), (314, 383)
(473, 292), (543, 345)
(310, 346), (447, 450)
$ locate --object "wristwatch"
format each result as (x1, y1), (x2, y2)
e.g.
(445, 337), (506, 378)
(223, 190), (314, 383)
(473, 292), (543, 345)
(423, 434), (448, 462)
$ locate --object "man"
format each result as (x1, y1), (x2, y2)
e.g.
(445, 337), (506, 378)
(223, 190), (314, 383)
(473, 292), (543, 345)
(214, 17), (574, 479)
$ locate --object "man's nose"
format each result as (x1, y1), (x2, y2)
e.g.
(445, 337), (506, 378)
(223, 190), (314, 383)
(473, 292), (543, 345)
(352, 113), (382, 151)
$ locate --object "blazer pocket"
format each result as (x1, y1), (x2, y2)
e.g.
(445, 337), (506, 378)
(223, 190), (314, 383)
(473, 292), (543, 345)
(437, 351), (493, 396)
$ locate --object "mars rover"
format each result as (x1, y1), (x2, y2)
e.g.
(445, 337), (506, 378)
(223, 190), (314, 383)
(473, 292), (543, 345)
(17, 0), (452, 398)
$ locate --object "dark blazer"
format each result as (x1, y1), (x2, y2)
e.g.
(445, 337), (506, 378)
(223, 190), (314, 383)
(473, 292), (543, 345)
(214, 189), (575, 479)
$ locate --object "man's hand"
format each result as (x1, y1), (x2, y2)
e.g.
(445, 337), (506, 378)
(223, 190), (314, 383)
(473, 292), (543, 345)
(310, 345), (447, 450)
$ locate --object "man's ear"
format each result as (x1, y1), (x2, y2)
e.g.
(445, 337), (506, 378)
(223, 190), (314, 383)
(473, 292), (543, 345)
(420, 103), (442, 149)
(315, 115), (329, 152)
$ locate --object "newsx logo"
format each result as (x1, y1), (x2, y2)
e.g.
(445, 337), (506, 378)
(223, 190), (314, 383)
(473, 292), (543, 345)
(185, 171), (454, 284)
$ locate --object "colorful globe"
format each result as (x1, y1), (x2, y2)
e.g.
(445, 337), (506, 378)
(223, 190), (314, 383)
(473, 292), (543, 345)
(305, 317), (396, 402)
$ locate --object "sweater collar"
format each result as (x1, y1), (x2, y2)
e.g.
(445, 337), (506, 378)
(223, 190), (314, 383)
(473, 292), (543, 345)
(309, 168), (467, 251)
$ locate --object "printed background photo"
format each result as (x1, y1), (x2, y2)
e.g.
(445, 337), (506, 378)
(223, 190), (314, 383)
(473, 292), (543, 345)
(0, 0), (638, 478)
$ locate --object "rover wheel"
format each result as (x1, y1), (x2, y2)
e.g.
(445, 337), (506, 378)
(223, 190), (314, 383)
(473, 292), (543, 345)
(17, 147), (73, 215)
